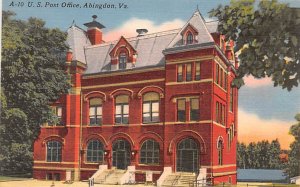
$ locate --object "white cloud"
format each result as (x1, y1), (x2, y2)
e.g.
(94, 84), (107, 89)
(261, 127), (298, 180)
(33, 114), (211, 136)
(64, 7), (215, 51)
(238, 108), (294, 149)
(104, 17), (185, 41)
(243, 75), (273, 88)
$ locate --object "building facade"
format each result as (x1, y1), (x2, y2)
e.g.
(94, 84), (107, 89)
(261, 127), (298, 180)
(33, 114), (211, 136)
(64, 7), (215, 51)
(33, 10), (238, 185)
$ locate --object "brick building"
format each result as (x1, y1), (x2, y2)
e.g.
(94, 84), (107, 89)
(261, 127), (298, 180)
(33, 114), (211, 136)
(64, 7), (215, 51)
(33, 10), (238, 185)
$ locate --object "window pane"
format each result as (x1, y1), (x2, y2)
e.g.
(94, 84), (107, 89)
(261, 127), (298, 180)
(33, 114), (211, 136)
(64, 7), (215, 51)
(116, 105), (122, 114)
(56, 107), (62, 117)
(123, 116), (129, 124)
(123, 105), (129, 114)
(152, 113), (159, 122)
(115, 116), (122, 124)
(89, 107), (95, 116)
(90, 118), (96, 125)
(191, 110), (199, 121)
(177, 65), (183, 82)
(152, 102), (159, 112)
(177, 99), (185, 110)
(143, 103), (150, 113)
(190, 98), (199, 109)
(178, 111), (186, 122)
(97, 107), (102, 115)
(195, 62), (200, 80)
(186, 64), (192, 81)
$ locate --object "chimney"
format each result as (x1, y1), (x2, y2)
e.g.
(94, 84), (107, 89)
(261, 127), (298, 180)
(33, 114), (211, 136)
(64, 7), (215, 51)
(136, 29), (148, 37)
(84, 15), (105, 45)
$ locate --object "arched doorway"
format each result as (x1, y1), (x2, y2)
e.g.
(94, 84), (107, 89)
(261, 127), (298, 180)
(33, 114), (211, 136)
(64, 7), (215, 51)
(112, 139), (131, 169)
(176, 138), (199, 172)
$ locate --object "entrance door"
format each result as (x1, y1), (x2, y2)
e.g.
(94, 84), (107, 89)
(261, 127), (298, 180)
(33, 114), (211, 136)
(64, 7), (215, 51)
(176, 138), (199, 172)
(112, 139), (131, 169)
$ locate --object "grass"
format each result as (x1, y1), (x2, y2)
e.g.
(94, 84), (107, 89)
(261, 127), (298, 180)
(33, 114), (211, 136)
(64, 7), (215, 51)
(0, 175), (31, 182)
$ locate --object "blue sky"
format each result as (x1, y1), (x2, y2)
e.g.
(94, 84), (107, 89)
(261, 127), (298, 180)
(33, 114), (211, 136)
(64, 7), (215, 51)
(3, 0), (300, 148)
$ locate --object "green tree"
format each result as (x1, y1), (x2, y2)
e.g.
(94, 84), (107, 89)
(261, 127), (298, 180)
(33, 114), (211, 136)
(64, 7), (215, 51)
(268, 139), (281, 169)
(0, 11), (70, 175)
(288, 113), (300, 177)
(210, 0), (300, 91)
(237, 142), (247, 169)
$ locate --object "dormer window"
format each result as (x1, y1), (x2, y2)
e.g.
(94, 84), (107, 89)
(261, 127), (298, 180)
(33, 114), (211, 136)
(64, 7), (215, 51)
(109, 36), (137, 71)
(119, 52), (127, 70)
(180, 24), (198, 46)
(186, 32), (193, 44)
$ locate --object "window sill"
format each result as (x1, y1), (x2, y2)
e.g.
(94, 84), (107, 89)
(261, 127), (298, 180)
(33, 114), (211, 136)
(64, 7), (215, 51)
(138, 164), (160, 166)
(45, 161), (62, 163)
(114, 124), (129, 126)
(142, 122), (162, 126)
(83, 162), (103, 165)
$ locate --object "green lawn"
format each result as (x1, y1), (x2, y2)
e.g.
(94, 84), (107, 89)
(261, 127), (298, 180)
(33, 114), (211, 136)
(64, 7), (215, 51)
(0, 175), (31, 182)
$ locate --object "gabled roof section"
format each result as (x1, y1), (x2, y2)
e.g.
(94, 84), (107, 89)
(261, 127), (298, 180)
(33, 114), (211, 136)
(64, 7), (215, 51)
(167, 10), (215, 48)
(66, 25), (91, 64)
(109, 36), (137, 57)
(180, 23), (199, 35)
(84, 29), (179, 74)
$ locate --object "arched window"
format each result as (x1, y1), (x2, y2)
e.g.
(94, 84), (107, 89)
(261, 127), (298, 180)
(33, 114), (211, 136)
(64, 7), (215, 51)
(143, 92), (160, 123)
(218, 140), (223, 165)
(115, 95), (129, 124)
(86, 140), (104, 163)
(89, 98), (102, 126)
(119, 52), (127, 70)
(177, 138), (199, 172)
(186, 32), (193, 44)
(47, 141), (62, 162)
(140, 139), (160, 164)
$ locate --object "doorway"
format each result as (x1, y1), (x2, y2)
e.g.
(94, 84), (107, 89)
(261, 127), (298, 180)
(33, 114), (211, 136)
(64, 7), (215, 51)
(176, 138), (199, 172)
(112, 139), (131, 169)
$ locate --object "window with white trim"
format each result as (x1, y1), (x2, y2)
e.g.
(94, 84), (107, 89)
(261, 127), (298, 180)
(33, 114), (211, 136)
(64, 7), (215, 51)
(89, 98), (102, 126)
(86, 140), (104, 163)
(140, 139), (160, 164)
(47, 141), (62, 162)
(143, 92), (160, 123)
(115, 95), (129, 124)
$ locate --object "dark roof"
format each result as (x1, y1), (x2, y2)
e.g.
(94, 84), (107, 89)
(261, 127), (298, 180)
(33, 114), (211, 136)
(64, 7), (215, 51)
(237, 169), (287, 182)
(66, 10), (223, 74)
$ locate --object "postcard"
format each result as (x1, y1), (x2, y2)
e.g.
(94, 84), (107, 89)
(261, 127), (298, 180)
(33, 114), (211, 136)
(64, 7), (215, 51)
(1, 0), (300, 186)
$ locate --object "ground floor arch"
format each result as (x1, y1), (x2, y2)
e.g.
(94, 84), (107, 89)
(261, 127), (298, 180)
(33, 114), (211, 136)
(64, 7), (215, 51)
(176, 138), (199, 173)
(112, 139), (131, 169)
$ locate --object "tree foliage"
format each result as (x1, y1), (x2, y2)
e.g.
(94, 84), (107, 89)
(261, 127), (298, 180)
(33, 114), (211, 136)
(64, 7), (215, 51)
(287, 113), (300, 177)
(210, 0), (300, 91)
(0, 11), (70, 175)
(237, 139), (284, 169)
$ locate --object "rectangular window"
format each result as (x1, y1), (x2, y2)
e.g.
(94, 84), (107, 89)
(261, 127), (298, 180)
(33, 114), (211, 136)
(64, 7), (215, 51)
(195, 62), (200, 80)
(220, 68), (223, 88)
(177, 99), (186, 122)
(89, 106), (102, 125)
(216, 102), (219, 123)
(222, 105), (226, 125)
(216, 64), (219, 84)
(177, 64), (183, 82)
(186, 63), (192, 81)
(115, 104), (129, 124)
(230, 87), (233, 112)
(190, 98), (199, 121)
(50, 106), (63, 126)
(89, 98), (102, 126)
(143, 101), (159, 123)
